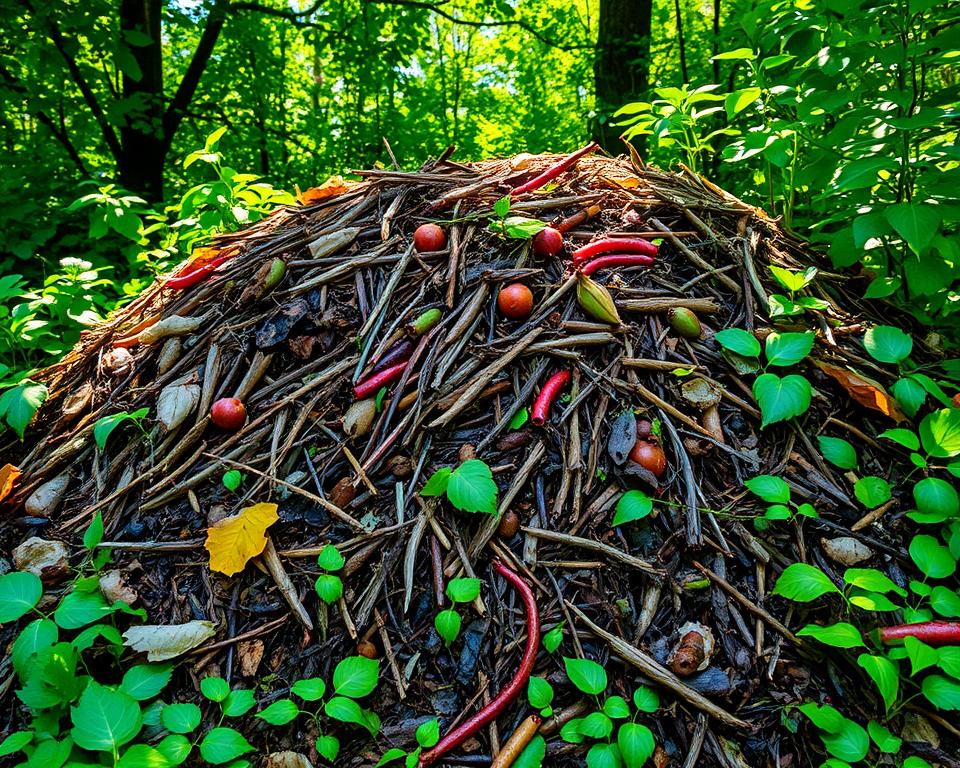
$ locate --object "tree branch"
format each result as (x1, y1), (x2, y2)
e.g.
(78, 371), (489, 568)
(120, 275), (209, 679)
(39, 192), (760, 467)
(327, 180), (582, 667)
(163, 0), (230, 147)
(229, 0), (328, 21)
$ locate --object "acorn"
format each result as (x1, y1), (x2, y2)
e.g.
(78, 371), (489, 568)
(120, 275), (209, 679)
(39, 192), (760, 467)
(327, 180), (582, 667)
(497, 511), (520, 538)
(668, 307), (702, 339)
(629, 440), (667, 478)
(357, 639), (378, 659)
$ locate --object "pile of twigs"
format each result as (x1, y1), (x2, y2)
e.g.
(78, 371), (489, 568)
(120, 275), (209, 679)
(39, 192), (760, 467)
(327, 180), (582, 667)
(3, 147), (951, 766)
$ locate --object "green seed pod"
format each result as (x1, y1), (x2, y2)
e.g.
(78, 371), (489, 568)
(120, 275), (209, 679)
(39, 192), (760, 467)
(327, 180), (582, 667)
(409, 307), (442, 335)
(263, 258), (287, 291)
(576, 275), (622, 325)
(668, 307), (702, 339)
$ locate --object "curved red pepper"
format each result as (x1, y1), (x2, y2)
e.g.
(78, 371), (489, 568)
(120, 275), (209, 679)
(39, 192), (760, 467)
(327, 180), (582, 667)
(419, 560), (539, 767)
(531, 370), (571, 426)
(877, 621), (960, 646)
(164, 254), (231, 290)
(579, 253), (656, 276)
(571, 238), (658, 266)
(352, 361), (408, 400)
(510, 142), (599, 197)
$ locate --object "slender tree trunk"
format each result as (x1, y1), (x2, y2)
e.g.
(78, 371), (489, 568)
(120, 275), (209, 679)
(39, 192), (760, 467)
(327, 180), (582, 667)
(674, 0), (688, 83)
(592, 0), (654, 152)
(118, 0), (165, 200)
(712, 0), (721, 83)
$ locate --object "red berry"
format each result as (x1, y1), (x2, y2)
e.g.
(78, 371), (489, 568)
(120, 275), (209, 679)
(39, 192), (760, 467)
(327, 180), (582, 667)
(629, 439), (667, 478)
(532, 227), (563, 257)
(210, 398), (247, 431)
(497, 284), (535, 321)
(953, 392), (960, 409)
(413, 223), (447, 252)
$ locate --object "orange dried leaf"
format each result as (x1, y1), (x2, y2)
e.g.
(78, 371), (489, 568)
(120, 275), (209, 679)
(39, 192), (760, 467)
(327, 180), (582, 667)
(814, 361), (907, 422)
(298, 176), (350, 204)
(204, 502), (279, 576)
(0, 464), (22, 502)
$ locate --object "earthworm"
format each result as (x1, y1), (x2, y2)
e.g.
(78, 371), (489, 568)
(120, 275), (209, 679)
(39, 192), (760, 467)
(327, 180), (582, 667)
(530, 370), (571, 426)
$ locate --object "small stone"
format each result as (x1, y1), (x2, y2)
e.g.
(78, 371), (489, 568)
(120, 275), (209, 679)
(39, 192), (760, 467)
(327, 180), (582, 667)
(821, 536), (874, 566)
(265, 752), (313, 768)
(99, 569), (138, 605)
(13, 537), (69, 583)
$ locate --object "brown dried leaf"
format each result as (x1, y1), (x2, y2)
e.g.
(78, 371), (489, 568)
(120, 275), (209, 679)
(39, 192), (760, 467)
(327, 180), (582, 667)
(297, 176), (350, 204)
(0, 463), (22, 503)
(814, 360), (907, 422)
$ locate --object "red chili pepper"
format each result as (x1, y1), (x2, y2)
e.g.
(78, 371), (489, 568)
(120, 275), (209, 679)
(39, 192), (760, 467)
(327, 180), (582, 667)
(164, 254), (231, 290)
(571, 238), (658, 266)
(530, 370), (571, 427)
(352, 361), (408, 400)
(877, 621), (960, 646)
(419, 560), (539, 767)
(578, 253), (656, 276)
(510, 142), (599, 197)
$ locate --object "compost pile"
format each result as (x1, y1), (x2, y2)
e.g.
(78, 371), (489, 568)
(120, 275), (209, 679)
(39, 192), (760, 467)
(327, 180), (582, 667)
(4, 147), (956, 767)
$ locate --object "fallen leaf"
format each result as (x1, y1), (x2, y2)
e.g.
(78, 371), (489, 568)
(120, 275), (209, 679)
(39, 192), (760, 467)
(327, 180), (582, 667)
(814, 360), (907, 422)
(297, 176), (350, 204)
(123, 620), (216, 661)
(205, 502), (279, 575)
(157, 380), (200, 431)
(99, 569), (138, 605)
(0, 463), (22, 502)
(237, 639), (265, 677)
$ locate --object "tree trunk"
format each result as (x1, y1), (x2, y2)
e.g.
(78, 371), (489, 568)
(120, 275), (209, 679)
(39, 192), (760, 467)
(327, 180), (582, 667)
(118, 0), (165, 200)
(592, 0), (654, 152)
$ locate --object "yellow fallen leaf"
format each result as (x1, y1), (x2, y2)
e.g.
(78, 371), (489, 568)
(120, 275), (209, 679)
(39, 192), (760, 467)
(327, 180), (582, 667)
(205, 502), (279, 576)
(0, 464), (22, 503)
(297, 176), (350, 204)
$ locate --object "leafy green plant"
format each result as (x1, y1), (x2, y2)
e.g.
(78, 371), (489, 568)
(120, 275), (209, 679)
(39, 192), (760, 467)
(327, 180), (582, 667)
(420, 458), (498, 514)
(375, 718), (440, 768)
(434, 577), (482, 646)
(487, 195), (548, 240)
(743, 474), (817, 529)
(558, 656), (658, 768)
(314, 544), (346, 605)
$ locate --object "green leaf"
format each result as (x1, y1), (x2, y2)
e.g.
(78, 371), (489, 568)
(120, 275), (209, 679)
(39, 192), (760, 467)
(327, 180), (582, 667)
(618, 722), (655, 768)
(509, 408), (529, 430)
(93, 408), (149, 451)
(376, 748), (407, 767)
(563, 657), (607, 695)
(753, 373), (811, 428)
(415, 719), (440, 749)
(920, 409), (960, 458)
(446, 577), (482, 604)
(764, 331), (815, 367)
(161, 703), (201, 734)
(560, 717), (586, 744)
(922, 675), (960, 710)
(527, 677), (554, 709)
(116, 744), (170, 768)
(849, 589), (901, 612)
(256, 699), (299, 725)
(513, 735), (546, 768)
(291, 677), (327, 701)
(904, 636), (940, 675)
(857, 654), (898, 711)
(434, 608), (461, 645)
(798, 704), (869, 762)
(493, 196), (511, 218)
(854, 476), (892, 508)
(772, 563), (840, 602)
(316, 734), (340, 763)
(317, 544), (345, 572)
(715, 328), (761, 358)
(501, 216), (547, 239)
(843, 568), (907, 596)
(199, 728), (255, 764)
(0, 571), (43, 622)
(324, 696), (379, 736)
(542, 624), (563, 653)
(70, 681), (142, 752)
(612, 490), (653, 526)
(867, 720), (902, 754)
(796, 623), (864, 648)
(834, 157), (897, 192)
(586, 743), (622, 768)
(939, 647), (960, 680)
(579, 711), (613, 739)
(200, 676), (231, 702)
(909, 535), (956, 579)
(931, 586), (960, 617)
(83, 511), (104, 550)
(420, 467), (451, 497)
(54, 589), (112, 629)
(12, 618), (58, 678)
(315, 574), (344, 604)
(769, 266), (817, 293)
(333, 655), (379, 698)
(0, 381), (47, 439)
(221, 688), (256, 717)
(711, 47), (756, 60)
(914, 478), (959, 521)
(744, 475), (790, 503)
(816, 436), (858, 469)
(222, 470), (243, 492)
(0, 731), (33, 758)
(156, 735), (192, 765)
(893, 377), (927, 418)
(878, 428), (919, 451)
(603, 695), (631, 719)
(632, 686), (659, 713)
(863, 326), (913, 364)
(884, 203), (941, 254)
(725, 87), (761, 118)
(446, 459), (498, 514)
(120, 663), (173, 701)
